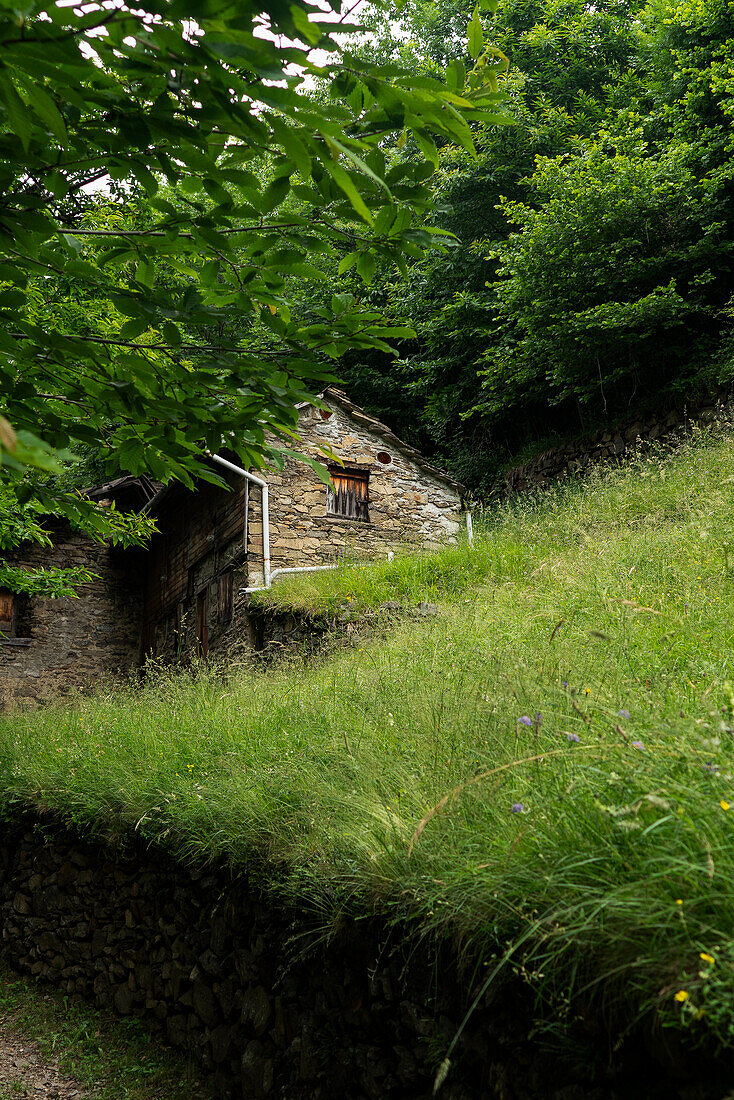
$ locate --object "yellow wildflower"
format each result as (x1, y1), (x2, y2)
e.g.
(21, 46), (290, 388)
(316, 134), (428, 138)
(675, 899), (683, 906)
(720, 800), (730, 811)
(674, 990), (689, 1003)
(700, 952), (715, 965)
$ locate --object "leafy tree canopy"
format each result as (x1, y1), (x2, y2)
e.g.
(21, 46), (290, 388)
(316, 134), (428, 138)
(476, 0), (734, 438)
(332, 0), (646, 490)
(328, 0), (734, 492)
(0, 0), (509, 585)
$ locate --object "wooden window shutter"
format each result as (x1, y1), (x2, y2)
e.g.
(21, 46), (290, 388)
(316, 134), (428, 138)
(218, 570), (233, 624)
(327, 467), (369, 522)
(0, 589), (15, 636)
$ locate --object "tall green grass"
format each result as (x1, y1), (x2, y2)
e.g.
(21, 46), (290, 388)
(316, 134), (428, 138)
(3, 426), (734, 1051)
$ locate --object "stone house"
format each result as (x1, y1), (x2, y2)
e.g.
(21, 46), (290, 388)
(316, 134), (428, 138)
(1, 389), (464, 704)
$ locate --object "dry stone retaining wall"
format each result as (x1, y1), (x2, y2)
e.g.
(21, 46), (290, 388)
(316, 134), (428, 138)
(0, 818), (726, 1099)
(499, 398), (731, 495)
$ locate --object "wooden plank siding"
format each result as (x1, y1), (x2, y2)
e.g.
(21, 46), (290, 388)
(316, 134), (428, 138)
(217, 569), (233, 624)
(142, 476), (247, 636)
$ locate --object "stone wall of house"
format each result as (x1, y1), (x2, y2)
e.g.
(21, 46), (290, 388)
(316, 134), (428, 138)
(0, 818), (715, 1100)
(246, 400), (463, 587)
(0, 530), (144, 708)
(498, 398), (731, 495)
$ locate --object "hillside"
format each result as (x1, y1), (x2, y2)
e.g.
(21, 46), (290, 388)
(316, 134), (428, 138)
(2, 426), (734, 1057)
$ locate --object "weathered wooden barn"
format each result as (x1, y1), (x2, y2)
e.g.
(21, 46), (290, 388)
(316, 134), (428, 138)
(1, 389), (464, 705)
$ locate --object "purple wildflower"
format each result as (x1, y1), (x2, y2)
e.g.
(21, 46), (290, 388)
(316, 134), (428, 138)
(534, 712), (542, 724)
(684, 602), (689, 613)
(631, 741), (645, 750)
(511, 802), (524, 813)
(703, 762), (719, 774)
(562, 681), (569, 690)
(566, 732), (580, 743)
(518, 716), (533, 726)
(617, 709), (631, 720)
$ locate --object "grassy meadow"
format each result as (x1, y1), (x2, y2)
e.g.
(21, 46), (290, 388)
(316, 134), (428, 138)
(3, 426), (734, 1050)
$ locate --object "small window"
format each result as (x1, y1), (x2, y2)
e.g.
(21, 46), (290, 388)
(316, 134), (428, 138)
(0, 589), (29, 647)
(327, 467), (369, 522)
(218, 570), (233, 624)
(0, 589), (16, 637)
(376, 451), (392, 466)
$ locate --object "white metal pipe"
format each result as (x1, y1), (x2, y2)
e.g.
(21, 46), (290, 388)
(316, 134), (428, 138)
(207, 451), (268, 490)
(466, 511), (474, 546)
(261, 484), (270, 588)
(270, 564), (338, 582)
(239, 563), (338, 595)
(208, 453), (271, 588)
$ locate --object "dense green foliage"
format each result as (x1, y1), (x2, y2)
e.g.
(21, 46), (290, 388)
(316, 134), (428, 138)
(0, 0), (509, 590)
(4, 427), (734, 1062)
(334, 0), (734, 492)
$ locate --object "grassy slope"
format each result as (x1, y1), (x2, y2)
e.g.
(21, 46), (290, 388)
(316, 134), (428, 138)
(0, 965), (215, 1100)
(3, 427), (734, 1046)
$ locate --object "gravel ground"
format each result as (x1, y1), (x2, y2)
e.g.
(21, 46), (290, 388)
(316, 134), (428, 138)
(0, 1026), (87, 1100)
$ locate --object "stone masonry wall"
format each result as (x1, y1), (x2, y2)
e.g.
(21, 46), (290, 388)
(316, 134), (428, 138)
(0, 819), (717, 1100)
(0, 530), (144, 708)
(246, 400), (462, 587)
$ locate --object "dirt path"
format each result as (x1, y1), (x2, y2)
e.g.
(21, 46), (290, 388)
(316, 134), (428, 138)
(0, 1028), (87, 1100)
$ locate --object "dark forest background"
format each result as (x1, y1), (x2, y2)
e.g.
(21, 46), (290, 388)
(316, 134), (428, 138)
(329, 0), (734, 493)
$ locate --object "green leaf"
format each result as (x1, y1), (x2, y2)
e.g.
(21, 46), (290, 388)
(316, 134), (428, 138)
(338, 251), (359, 275)
(446, 59), (466, 92)
(467, 6), (484, 61)
(270, 117), (312, 179)
(412, 130), (439, 170)
(13, 72), (67, 142)
(356, 252), (376, 285)
(135, 261), (154, 288)
(322, 160), (374, 226)
(119, 318), (149, 341)
(162, 321), (182, 347)
(130, 161), (158, 197)
(290, 4), (322, 45)
(0, 72), (32, 152)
